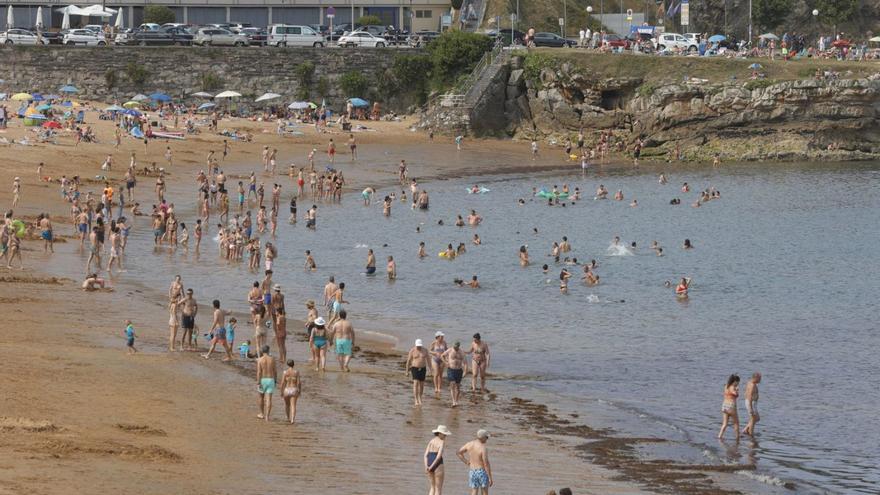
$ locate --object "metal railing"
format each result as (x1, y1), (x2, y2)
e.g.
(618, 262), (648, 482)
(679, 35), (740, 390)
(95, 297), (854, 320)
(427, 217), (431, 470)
(426, 42), (508, 110)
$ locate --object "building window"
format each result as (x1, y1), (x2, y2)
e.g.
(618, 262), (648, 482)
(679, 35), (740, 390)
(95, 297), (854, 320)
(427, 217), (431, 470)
(415, 10), (432, 18)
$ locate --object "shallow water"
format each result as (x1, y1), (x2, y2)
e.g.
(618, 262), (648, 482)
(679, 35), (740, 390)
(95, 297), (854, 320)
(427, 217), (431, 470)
(55, 156), (879, 493)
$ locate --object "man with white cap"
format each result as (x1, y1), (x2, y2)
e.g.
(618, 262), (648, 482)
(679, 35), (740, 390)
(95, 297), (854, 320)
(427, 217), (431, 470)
(458, 429), (493, 494)
(405, 338), (430, 406)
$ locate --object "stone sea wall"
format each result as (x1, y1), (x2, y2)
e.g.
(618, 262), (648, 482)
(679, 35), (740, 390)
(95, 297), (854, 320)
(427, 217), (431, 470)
(0, 46), (414, 111)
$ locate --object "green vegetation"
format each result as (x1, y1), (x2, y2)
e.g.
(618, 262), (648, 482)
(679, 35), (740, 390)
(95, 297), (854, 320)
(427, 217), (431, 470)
(392, 53), (433, 100)
(753, 0), (792, 31)
(451, 0), (464, 9)
(522, 52), (556, 88)
(356, 15), (383, 26)
(743, 78), (776, 91)
(199, 71), (223, 91)
(425, 31), (493, 86)
(339, 71), (370, 98)
(124, 62), (148, 87)
(811, 0), (858, 27)
(316, 76), (330, 98)
(104, 69), (117, 90)
(144, 5), (175, 25)
(637, 82), (657, 97)
(294, 61), (316, 100)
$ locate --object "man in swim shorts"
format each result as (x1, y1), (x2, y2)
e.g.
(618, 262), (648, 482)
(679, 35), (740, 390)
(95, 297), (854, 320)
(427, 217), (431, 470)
(330, 310), (355, 372)
(405, 339), (430, 406)
(443, 341), (466, 407)
(179, 288), (198, 351)
(256, 345), (276, 421)
(458, 429), (493, 494)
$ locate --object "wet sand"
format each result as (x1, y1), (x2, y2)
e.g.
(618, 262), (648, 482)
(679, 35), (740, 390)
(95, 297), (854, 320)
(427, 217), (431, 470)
(0, 111), (657, 495)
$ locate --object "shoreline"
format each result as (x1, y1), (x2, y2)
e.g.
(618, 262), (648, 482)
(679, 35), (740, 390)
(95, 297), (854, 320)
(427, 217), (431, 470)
(0, 108), (806, 494)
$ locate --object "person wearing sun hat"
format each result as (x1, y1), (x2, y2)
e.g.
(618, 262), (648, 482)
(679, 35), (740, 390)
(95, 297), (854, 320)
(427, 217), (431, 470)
(457, 429), (493, 494)
(405, 338), (430, 406)
(424, 425), (451, 494)
(429, 331), (448, 397)
(308, 316), (329, 371)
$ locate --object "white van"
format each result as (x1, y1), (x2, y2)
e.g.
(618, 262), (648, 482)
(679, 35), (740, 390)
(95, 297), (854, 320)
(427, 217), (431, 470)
(267, 25), (325, 47)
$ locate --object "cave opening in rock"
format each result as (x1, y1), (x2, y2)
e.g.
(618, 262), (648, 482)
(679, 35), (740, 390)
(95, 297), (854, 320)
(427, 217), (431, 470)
(600, 90), (624, 110)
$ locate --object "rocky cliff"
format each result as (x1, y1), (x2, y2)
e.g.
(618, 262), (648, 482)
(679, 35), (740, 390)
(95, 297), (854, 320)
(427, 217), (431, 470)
(485, 55), (880, 161)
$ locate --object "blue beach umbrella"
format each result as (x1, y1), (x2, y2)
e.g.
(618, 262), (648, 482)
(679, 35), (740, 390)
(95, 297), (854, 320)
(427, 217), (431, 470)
(150, 92), (172, 102)
(749, 63), (763, 69)
(122, 109), (142, 116)
(348, 97), (369, 108)
(197, 102), (216, 111)
(43, 94), (60, 100)
(31, 93), (45, 102)
(36, 104), (52, 111)
(708, 34), (726, 43)
(105, 104), (125, 112)
(59, 85), (78, 93)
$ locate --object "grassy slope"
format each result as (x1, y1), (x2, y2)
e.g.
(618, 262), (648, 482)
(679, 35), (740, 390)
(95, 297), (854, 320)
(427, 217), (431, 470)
(526, 48), (880, 85)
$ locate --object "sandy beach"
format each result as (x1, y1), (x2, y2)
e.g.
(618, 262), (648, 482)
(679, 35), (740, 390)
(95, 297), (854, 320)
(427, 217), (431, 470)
(0, 110), (667, 495)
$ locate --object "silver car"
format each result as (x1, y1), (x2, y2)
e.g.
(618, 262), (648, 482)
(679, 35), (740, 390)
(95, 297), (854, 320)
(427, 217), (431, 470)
(0, 28), (47, 45)
(194, 27), (249, 47)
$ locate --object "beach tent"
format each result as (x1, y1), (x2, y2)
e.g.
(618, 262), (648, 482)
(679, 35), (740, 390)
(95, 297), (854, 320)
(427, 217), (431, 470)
(255, 92), (281, 103)
(214, 90), (242, 98)
(59, 85), (78, 93)
(349, 98), (369, 107)
(150, 92), (172, 102)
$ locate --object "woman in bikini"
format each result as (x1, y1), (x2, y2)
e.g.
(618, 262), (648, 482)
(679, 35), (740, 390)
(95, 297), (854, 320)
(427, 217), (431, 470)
(280, 359), (302, 424)
(467, 333), (490, 393)
(429, 332), (448, 396)
(424, 425), (450, 495)
(718, 374), (741, 440)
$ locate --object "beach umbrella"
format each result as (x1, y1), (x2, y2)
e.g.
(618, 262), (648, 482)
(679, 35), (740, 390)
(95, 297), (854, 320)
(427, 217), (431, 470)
(6, 6), (13, 30)
(214, 90), (242, 98)
(115, 9), (124, 30)
(35, 7), (43, 28)
(59, 85), (78, 93)
(36, 104), (52, 111)
(288, 101), (310, 110)
(150, 92), (172, 102)
(42, 121), (62, 129)
(131, 93), (150, 101)
(708, 34), (726, 43)
(82, 4), (115, 17)
(31, 93), (45, 102)
(0, 93), (7, 100)
(197, 102), (216, 111)
(349, 97), (369, 108)
(748, 63), (762, 69)
(255, 92), (282, 103)
(191, 91), (213, 98)
(122, 109), (142, 116)
(123, 101), (142, 109)
(105, 104), (125, 111)
(758, 33), (778, 40)
(60, 100), (79, 107)
(61, 9), (70, 30)
(43, 94), (60, 100)
(11, 93), (33, 101)
(869, 36), (880, 43)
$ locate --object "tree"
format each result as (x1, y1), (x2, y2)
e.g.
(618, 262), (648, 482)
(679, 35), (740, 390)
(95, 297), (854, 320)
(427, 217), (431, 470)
(144, 5), (175, 25)
(812, 0), (858, 28)
(753, 0), (792, 31)
(357, 15), (383, 26)
(339, 71), (370, 98)
(451, 0), (464, 10)
(425, 31), (493, 86)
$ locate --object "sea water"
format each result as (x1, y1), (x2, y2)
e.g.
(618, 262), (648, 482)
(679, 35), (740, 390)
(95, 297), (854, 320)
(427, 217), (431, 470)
(49, 158), (880, 494)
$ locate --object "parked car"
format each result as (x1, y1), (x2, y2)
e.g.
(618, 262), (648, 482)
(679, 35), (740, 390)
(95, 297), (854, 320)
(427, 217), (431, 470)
(83, 24), (104, 34)
(227, 23), (253, 33)
(309, 24), (329, 36)
(328, 24), (353, 42)
(382, 27), (409, 45)
(353, 25), (386, 37)
(39, 30), (64, 44)
(337, 31), (386, 47)
(0, 28), (47, 45)
(194, 27), (249, 46)
(63, 28), (107, 46)
(137, 23), (161, 32)
(239, 27), (268, 46)
(533, 32), (574, 47)
(267, 24), (325, 47)
(409, 30), (439, 47)
(602, 33), (631, 49)
(655, 32), (697, 52)
(127, 25), (193, 46)
(491, 28), (525, 45)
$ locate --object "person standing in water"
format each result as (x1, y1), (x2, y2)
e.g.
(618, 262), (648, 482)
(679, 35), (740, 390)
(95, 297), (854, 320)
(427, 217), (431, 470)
(429, 331), (448, 397)
(442, 342), (466, 407)
(718, 374), (741, 440)
(405, 339), (430, 406)
(424, 425), (451, 495)
(365, 249), (376, 275)
(457, 429), (493, 494)
(467, 333), (490, 392)
(256, 345), (276, 421)
(280, 359), (302, 424)
(742, 372), (762, 436)
(330, 309), (355, 372)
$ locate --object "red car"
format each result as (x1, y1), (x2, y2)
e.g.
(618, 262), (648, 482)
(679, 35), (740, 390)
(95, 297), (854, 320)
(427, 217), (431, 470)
(602, 34), (631, 49)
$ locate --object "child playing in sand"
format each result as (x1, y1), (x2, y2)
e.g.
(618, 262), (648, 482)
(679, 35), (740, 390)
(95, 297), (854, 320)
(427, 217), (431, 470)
(124, 320), (137, 355)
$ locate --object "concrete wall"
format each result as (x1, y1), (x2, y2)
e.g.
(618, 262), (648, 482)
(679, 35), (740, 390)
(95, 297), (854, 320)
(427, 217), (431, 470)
(0, 46), (421, 111)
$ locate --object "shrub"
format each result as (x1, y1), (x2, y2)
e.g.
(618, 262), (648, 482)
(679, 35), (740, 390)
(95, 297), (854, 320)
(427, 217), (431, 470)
(522, 52), (555, 88)
(200, 71), (223, 91)
(316, 76), (329, 98)
(425, 31), (493, 86)
(357, 15), (383, 26)
(125, 62), (149, 86)
(744, 79), (776, 91)
(392, 54), (432, 91)
(294, 61), (316, 100)
(637, 82), (657, 97)
(339, 71), (370, 98)
(104, 69), (117, 89)
(144, 5), (175, 25)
